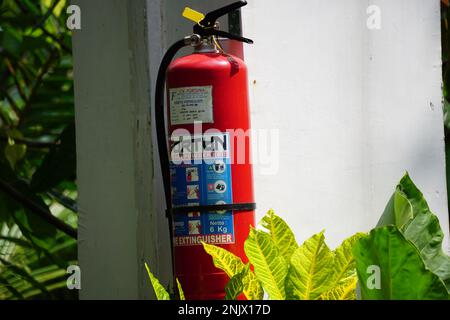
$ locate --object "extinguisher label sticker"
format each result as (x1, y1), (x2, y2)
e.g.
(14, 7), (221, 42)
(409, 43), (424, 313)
(169, 86), (214, 125)
(170, 133), (235, 246)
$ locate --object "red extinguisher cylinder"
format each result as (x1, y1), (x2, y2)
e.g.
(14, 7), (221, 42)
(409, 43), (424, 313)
(167, 49), (255, 300)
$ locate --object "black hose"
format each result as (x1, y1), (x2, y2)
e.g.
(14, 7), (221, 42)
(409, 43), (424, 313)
(155, 39), (187, 210)
(154, 39), (187, 292)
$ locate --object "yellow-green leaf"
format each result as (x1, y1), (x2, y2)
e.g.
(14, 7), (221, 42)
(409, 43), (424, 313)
(261, 209), (298, 263)
(202, 242), (243, 277)
(288, 231), (334, 300)
(202, 242), (263, 300)
(225, 264), (249, 300)
(318, 232), (365, 300)
(320, 277), (357, 300)
(241, 267), (264, 300)
(244, 228), (288, 300)
(331, 233), (365, 286)
(176, 278), (185, 300)
(145, 262), (170, 300)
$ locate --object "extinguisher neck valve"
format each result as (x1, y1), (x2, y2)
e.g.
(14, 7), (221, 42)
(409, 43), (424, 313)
(194, 40), (219, 53)
(184, 34), (202, 47)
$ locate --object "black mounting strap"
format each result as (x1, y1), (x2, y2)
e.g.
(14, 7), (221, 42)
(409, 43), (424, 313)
(166, 202), (256, 217)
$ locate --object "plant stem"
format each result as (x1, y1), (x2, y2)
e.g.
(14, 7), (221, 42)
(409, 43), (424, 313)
(0, 179), (77, 239)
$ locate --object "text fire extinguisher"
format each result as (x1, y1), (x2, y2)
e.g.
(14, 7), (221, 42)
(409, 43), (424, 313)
(155, 1), (256, 300)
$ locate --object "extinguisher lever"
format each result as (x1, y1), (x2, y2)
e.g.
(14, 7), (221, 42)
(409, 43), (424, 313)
(192, 0), (253, 44)
(200, 0), (248, 28)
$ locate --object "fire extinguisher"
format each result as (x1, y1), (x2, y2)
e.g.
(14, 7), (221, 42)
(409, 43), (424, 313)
(155, 1), (255, 300)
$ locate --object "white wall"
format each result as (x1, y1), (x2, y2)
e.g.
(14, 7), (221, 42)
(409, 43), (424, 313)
(242, 0), (450, 250)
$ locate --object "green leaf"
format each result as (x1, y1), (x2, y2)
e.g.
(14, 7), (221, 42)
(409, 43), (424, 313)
(393, 173), (430, 219)
(377, 189), (412, 228)
(202, 242), (263, 300)
(403, 211), (450, 291)
(144, 262), (170, 300)
(4, 143), (27, 169)
(244, 228), (288, 300)
(176, 278), (185, 300)
(261, 209), (298, 263)
(377, 173), (450, 291)
(225, 264), (249, 300)
(353, 226), (449, 300)
(287, 231), (334, 300)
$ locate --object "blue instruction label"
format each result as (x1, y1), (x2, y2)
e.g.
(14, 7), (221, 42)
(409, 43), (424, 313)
(170, 132), (234, 246)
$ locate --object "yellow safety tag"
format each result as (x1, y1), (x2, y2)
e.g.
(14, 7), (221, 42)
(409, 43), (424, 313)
(182, 7), (205, 24)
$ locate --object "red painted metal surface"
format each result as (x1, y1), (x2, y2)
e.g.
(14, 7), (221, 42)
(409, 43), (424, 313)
(167, 51), (255, 300)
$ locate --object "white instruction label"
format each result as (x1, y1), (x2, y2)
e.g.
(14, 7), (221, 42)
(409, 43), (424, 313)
(169, 86), (213, 125)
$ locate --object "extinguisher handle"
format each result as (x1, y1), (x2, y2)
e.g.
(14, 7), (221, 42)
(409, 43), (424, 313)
(213, 30), (253, 44)
(200, 0), (248, 28)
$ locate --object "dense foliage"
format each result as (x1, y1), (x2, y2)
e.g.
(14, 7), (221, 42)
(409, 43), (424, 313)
(0, 0), (77, 299)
